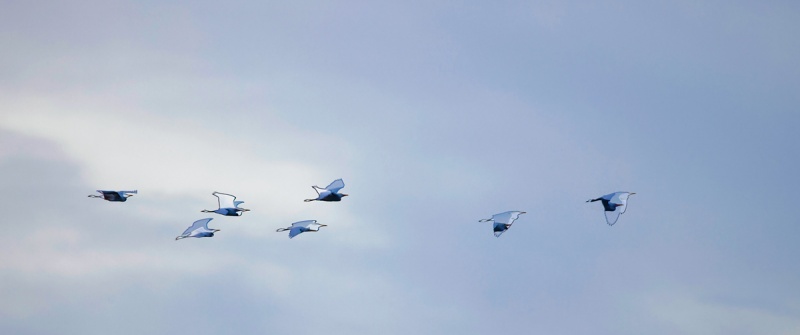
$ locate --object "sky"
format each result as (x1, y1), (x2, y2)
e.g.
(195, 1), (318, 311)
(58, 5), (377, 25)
(1, 1), (799, 334)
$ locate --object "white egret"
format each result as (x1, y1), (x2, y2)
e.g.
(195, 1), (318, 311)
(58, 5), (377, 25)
(202, 192), (250, 216)
(276, 220), (327, 238)
(304, 179), (348, 202)
(175, 218), (220, 240)
(587, 192), (636, 226)
(478, 211), (527, 237)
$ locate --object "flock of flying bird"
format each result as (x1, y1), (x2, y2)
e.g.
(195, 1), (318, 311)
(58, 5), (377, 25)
(89, 179), (636, 239)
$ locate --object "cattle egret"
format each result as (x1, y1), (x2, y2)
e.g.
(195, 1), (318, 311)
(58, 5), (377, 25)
(587, 192), (636, 226)
(88, 190), (137, 202)
(202, 192), (250, 216)
(176, 218), (219, 240)
(276, 220), (327, 238)
(478, 211), (526, 237)
(304, 179), (348, 202)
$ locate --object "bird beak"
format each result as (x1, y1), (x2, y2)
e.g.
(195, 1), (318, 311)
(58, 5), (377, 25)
(341, 194), (349, 197)
(320, 224), (328, 227)
(520, 211), (527, 214)
(630, 192), (636, 195)
(214, 229), (221, 232)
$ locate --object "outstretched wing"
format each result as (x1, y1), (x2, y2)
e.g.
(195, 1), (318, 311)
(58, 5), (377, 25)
(213, 192), (238, 209)
(182, 218), (213, 236)
(119, 190), (137, 196)
(493, 222), (508, 237)
(491, 211), (524, 225)
(288, 227), (304, 238)
(611, 192), (631, 214)
(604, 210), (622, 226)
(324, 179), (345, 193)
(291, 220), (317, 229)
(601, 192), (630, 226)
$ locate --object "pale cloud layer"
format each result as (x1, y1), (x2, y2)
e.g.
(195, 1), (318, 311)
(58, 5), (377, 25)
(1, 1), (799, 334)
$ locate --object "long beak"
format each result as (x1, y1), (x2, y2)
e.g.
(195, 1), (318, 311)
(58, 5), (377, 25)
(630, 192), (636, 195)
(214, 229), (221, 232)
(520, 211), (527, 214)
(320, 224), (328, 227)
(341, 194), (349, 197)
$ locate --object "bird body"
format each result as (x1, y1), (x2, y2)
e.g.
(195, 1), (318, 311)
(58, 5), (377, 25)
(176, 218), (220, 240)
(587, 192), (635, 226)
(88, 190), (137, 202)
(276, 220), (327, 238)
(479, 211), (526, 237)
(305, 179), (348, 202)
(202, 192), (250, 216)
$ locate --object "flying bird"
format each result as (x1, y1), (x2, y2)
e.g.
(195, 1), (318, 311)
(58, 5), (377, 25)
(478, 211), (527, 237)
(587, 192), (636, 226)
(276, 220), (327, 238)
(202, 192), (250, 216)
(175, 218), (220, 240)
(88, 190), (137, 202)
(304, 178), (348, 202)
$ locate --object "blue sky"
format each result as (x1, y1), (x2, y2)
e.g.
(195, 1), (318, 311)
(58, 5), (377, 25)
(1, 1), (799, 334)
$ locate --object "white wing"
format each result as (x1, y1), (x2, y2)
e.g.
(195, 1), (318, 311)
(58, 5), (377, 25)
(119, 190), (137, 196)
(323, 179), (345, 193)
(291, 220), (317, 229)
(213, 192), (238, 209)
(613, 192), (631, 214)
(491, 211), (524, 225)
(182, 218), (213, 236)
(604, 210), (622, 226)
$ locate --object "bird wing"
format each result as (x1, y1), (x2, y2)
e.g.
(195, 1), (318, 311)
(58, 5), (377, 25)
(323, 179), (345, 193)
(288, 227), (305, 238)
(491, 211), (523, 225)
(213, 192), (238, 209)
(119, 190), (137, 196)
(233, 200), (245, 208)
(182, 218), (213, 236)
(604, 210), (622, 226)
(291, 220), (317, 229)
(493, 222), (508, 237)
(612, 192), (631, 214)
